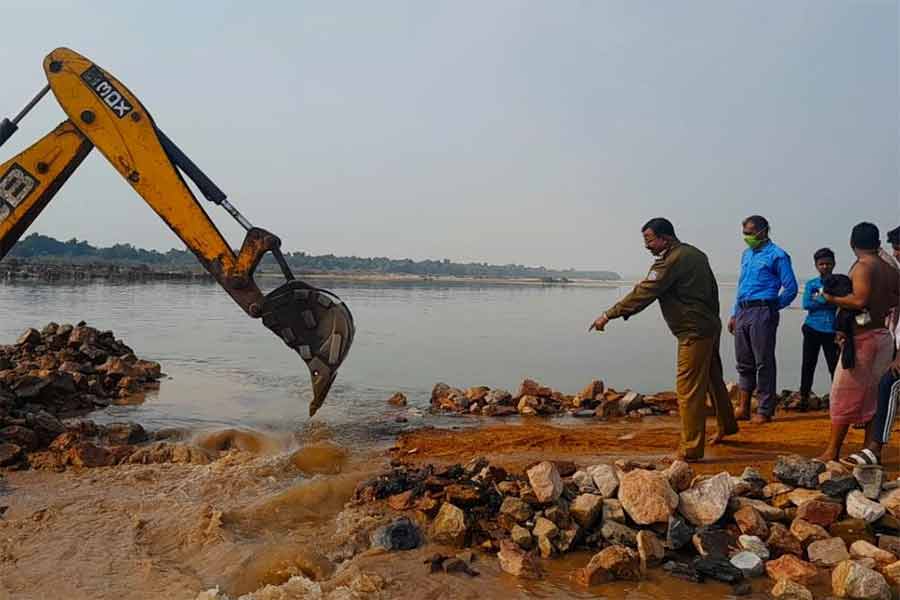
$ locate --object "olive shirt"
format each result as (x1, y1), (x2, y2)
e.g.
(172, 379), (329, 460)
(605, 242), (721, 340)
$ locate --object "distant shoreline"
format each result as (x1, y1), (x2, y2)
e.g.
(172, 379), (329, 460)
(0, 260), (624, 287)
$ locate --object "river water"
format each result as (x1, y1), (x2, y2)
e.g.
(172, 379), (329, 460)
(0, 278), (827, 437)
(0, 279), (835, 600)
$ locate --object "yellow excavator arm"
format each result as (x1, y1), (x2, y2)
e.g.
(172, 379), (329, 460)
(0, 48), (354, 416)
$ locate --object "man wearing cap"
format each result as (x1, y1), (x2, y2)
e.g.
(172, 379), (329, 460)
(728, 215), (798, 424)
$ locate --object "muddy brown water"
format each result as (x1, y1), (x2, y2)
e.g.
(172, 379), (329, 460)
(2, 414), (894, 599)
(0, 280), (892, 598)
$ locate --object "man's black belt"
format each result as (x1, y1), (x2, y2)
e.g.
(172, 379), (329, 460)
(737, 298), (777, 309)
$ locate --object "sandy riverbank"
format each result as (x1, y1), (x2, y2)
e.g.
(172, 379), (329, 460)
(1, 409), (896, 600)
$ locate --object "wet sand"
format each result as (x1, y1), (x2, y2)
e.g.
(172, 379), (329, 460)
(391, 411), (899, 479)
(0, 412), (896, 599)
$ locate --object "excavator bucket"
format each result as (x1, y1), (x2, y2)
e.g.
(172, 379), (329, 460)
(260, 281), (355, 416)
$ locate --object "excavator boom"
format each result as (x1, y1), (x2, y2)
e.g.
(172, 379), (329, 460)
(0, 48), (354, 415)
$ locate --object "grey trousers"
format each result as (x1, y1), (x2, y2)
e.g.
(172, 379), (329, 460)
(735, 305), (780, 416)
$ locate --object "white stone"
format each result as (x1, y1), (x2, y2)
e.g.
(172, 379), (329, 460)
(587, 464), (619, 498)
(846, 490), (886, 523)
(678, 471), (734, 526)
(572, 470), (597, 493)
(730, 551), (764, 577)
(738, 534), (771, 560)
(526, 462), (563, 503)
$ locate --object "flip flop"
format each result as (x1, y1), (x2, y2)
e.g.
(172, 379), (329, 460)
(839, 448), (880, 468)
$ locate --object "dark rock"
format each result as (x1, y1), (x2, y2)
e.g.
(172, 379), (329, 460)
(372, 517), (421, 551)
(666, 515), (694, 550)
(424, 553), (447, 573)
(821, 475), (858, 498)
(767, 522), (804, 557)
(444, 484), (484, 508)
(0, 442), (22, 466)
(12, 376), (51, 399)
(830, 518), (877, 547)
(64, 442), (113, 467)
(17, 328), (41, 346)
(601, 520), (638, 547)
(442, 557), (479, 576)
(692, 528), (734, 558)
(694, 557), (744, 583)
(663, 560), (703, 583)
(773, 455), (825, 489)
(0, 425), (38, 450)
(731, 581), (753, 596)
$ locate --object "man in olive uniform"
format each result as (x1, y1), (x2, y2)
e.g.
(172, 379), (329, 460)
(591, 218), (738, 461)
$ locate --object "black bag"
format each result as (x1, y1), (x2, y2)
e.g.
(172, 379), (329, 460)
(822, 274), (857, 369)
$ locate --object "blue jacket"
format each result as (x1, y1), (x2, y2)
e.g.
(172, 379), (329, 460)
(732, 240), (798, 316)
(802, 276), (836, 333)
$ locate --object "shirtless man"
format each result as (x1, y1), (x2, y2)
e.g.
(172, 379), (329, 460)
(816, 222), (900, 462)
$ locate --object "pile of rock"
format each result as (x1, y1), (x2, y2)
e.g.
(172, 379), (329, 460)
(355, 454), (900, 598)
(430, 378), (674, 419)
(0, 322), (164, 467)
(22, 419), (212, 470)
(428, 378), (827, 420)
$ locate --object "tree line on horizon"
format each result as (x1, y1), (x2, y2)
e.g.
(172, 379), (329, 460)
(6, 233), (621, 281)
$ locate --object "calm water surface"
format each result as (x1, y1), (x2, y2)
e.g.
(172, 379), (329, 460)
(0, 279), (830, 438)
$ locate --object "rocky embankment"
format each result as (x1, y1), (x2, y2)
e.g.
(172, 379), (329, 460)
(0, 322), (191, 469)
(354, 455), (900, 599)
(424, 378), (827, 419)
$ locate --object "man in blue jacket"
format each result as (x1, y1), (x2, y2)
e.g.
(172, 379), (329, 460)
(728, 215), (798, 423)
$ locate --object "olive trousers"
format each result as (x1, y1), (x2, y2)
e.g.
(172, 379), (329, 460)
(676, 331), (739, 459)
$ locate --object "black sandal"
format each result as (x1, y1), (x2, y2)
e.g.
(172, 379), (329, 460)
(840, 448), (880, 468)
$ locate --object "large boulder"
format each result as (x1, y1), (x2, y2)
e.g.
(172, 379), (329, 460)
(738, 535), (770, 560)
(878, 488), (900, 519)
(526, 461), (563, 503)
(371, 517), (421, 551)
(500, 497), (533, 523)
(852, 465), (884, 500)
(574, 545), (641, 586)
(570, 494), (603, 529)
(587, 464), (619, 498)
(846, 491), (885, 523)
(664, 460), (695, 493)
(767, 523), (804, 558)
(730, 551), (764, 577)
(831, 559), (891, 600)
(600, 520), (638, 547)
(497, 540), (542, 579)
(790, 518), (830, 546)
(848, 540), (896, 565)
(764, 555), (818, 585)
(796, 499), (844, 527)
(771, 579), (814, 600)
(734, 505), (769, 538)
(773, 455), (825, 489)
(618, 469), (678, 525)
(0, 443), (22, 466)
(666, 516), (694, 550)
(636, 530), (665, 568)
(730, 497), (786, 521)
(432, 503), (468, 547)
(807, 537), (850, 567)
(678, 472), (733, 527)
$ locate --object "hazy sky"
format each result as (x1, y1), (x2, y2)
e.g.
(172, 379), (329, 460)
(2, 0), (897, 276)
